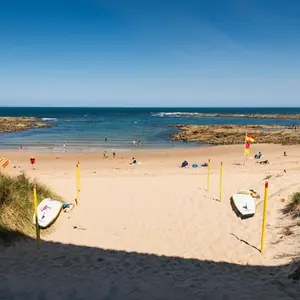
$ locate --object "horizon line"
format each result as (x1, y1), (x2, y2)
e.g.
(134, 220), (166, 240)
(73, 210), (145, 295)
(1, 106), (300, 109)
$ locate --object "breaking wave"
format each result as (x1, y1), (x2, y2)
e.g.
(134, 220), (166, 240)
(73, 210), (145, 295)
(41, 118), (58, 121)
(151, 112), (201, 118)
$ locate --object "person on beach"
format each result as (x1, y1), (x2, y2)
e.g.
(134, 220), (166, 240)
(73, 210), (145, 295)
(254, 152), (262, 159)
(30, 157), (36, 170)
(258, 160), (269, 164)
(131, 157), (137, 165)
(113, 152), (116, 158)
(103, 151), (107, 159)
(181, 160), (189, 168)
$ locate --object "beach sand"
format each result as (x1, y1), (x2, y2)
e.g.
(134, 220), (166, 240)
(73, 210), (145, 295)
(1, 144), (300, 299)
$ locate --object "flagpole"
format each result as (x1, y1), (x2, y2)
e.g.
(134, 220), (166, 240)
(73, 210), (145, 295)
(243, 133), (247, 166)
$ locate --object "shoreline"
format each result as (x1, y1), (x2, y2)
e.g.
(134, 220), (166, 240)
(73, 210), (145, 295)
(0, 138), (207, 153)
(1, 143), (295, 166)
(2, 111), (300, 154)
(0, 143), (205, 154)
(0, 142), (285, 155)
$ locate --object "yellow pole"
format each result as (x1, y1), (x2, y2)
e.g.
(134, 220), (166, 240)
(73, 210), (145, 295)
(207, 158), (211, 192)
(76, 163), (79, 206)
(243, 133), (247, 166)
(219, 162), (223, 202)
(77, 161), (81, 192)
(33, 184), (40, 249)
(260, 181), (269, 253)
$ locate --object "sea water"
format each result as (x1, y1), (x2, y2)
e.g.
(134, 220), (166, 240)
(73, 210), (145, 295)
(1, 107), (300, 152)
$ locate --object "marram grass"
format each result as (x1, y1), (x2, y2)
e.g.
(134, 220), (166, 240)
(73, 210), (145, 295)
(291, 192), (300, 208)
(0, 173), (63, 244)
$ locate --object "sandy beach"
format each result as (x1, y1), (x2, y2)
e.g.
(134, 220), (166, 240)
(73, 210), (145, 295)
(1, 144), (300, 299)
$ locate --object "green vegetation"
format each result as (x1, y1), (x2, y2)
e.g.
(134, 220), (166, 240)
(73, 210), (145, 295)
(288, 191), (300, 219)
(281, 226), (294, 236)
(291, 192), (300, 209)
(282, 191), (300, 219)
(0, 173), (62, 245)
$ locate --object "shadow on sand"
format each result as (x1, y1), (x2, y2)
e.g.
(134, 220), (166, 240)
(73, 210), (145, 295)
(229, 233), (260, 253)
(0, 230), (299, 300)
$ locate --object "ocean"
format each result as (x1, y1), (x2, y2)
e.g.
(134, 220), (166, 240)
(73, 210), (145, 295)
(1, 107), (300, 152)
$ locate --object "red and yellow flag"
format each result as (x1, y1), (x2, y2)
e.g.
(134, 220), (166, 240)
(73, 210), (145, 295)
(244, 133), (255, 157)
(245, 133), (255, 143)
(244, 141), (250, 156)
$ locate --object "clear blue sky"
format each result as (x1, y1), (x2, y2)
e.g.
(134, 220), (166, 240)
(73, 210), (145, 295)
(0, 0), (299, 107)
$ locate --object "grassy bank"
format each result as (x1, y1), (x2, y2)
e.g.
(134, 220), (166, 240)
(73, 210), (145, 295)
(0, 173), (62, 245)
(286, 191), (300, 281)
(283, 191), (300, 219)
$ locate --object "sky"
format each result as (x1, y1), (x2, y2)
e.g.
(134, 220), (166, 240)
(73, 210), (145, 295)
(0, 0), (299, 107)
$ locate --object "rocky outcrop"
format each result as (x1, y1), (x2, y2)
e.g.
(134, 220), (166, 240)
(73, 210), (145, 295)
(161, 113), (300, 119)
(170, 125), (300, 145)
(0, 117), (52, 133)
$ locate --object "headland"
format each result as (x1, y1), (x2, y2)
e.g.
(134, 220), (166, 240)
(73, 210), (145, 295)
(0, 117), (51, 133)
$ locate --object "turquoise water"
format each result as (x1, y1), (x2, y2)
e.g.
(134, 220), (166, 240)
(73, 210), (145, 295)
(1, 107), (300, 152)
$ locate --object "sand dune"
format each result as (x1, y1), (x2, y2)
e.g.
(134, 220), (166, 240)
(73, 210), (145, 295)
(1, 144), (300, 299)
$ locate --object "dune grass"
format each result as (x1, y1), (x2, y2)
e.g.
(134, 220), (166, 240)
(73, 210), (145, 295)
(0, 173), (63, 245)
(288, 192), (300, 219)
(282, 191), (300, 219)
(291, 192), (300, 209)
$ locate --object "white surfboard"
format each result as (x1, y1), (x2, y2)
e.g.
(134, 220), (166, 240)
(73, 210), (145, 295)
(33, 198), (62, 228)
(232, 193), (255, 218)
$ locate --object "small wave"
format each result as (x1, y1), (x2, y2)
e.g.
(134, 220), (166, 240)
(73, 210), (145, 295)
(151, 112), (201, 117)
(41, 118), (58, 121)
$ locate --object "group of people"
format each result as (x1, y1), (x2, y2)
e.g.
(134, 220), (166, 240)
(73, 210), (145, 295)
(180, 160), (208, 168)
(291, 125), (299, 132)
(103, 151), (116, 159)
(105, 138), (143, 147)
(132, 140), (143, 146)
